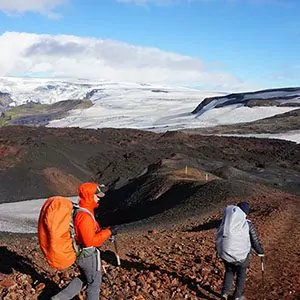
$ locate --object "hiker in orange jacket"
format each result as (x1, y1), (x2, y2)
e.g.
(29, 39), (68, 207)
(51, 182), (118, 300)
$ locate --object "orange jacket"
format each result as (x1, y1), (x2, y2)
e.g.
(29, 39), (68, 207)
(74, 182), (111, 247)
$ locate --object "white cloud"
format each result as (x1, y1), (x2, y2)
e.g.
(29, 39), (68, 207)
(0, 31), (253, 90)
(0, 0), (66, 17)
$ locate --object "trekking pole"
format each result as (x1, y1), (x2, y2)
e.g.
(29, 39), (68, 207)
(260, 255), (265, 300)
(110, 235), (121, 266)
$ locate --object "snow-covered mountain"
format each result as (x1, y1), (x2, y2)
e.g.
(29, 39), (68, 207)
(47, 83), (300, 136)
(0, 76), (217, 106)
(0, 76), (225, 129)
(1, 77), (300, 143)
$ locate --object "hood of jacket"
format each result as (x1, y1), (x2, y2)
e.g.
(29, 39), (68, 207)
(78, 182), (99, 212)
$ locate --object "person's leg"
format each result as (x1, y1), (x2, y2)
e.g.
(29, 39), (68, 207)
(86, 267), (101, 300)
(77, 250), (102, 300)
(221, 261), (235, 296)
(51, 277), (84, 300)
(235, 257), (250, 298)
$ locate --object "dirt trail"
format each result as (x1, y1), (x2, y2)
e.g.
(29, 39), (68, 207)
(246, 193), (300, 299)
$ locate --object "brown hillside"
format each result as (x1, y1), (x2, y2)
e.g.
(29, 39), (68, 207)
(0, 126), (299, 203)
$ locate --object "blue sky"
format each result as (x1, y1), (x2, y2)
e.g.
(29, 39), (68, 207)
(0, 0), (299, 91)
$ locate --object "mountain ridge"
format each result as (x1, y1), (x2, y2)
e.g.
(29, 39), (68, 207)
(192, 86), (300, 115)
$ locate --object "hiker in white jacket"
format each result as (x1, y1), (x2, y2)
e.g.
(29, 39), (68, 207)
(215, 202), (264, 300)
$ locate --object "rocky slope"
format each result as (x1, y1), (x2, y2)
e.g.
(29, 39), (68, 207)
(0, 185), (299, 300)
(0, 126), (299, 299)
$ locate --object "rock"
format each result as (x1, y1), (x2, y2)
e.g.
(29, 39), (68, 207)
(0, 278), (17, 289)
(152, 290), (159, 297)
(129, 280), (137, 287)
(35, 282), (45, 292)
(0, 273), (7, 280)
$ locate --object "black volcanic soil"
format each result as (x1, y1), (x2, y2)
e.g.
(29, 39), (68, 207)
(0, 125), (299, 299)
(0, 126), (299, 203)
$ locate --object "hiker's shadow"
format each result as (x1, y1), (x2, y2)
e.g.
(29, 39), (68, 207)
(101, 249), (121, 267)
(187, 218), (221, 232)
(0, 246), (59, 300)
(101, 250), (220, 300)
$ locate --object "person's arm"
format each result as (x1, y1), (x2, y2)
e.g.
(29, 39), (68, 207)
(76, 212), (111, 247)
(248, 220), (264, 255)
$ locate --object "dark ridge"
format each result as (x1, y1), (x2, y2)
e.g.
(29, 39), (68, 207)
(192, 87), (300, 114)
(97, 167), (255, 228)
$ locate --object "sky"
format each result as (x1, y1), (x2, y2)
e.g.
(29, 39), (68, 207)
(0, 0), (299, 92)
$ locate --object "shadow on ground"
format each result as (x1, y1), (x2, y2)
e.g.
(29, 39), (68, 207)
(0, 246), (59, 299)
(187, 218), (221, 232)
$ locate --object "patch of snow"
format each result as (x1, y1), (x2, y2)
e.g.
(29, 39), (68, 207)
(197, 105), (296, 126)
(48, 102), (297, 133)
(221, 130), (300, 144)
(0, 196), (78, 233)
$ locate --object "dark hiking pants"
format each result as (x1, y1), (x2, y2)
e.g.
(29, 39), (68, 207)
(221, 255), (250, 298)
(53, 248), (102, 300)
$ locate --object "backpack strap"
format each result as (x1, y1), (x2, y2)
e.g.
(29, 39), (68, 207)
(70, 203), (96, 256)
(75, 206), (95, 221)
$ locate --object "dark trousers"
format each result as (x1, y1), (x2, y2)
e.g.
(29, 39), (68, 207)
(221, 256), (250, 298)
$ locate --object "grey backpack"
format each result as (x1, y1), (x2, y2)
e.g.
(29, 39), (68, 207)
(216, 205), (251, 263)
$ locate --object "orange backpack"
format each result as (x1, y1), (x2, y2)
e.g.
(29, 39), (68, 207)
(38, 196), (92, 270)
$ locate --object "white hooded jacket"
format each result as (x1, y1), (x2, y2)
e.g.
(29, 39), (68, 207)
(216, 205), (251, 263)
